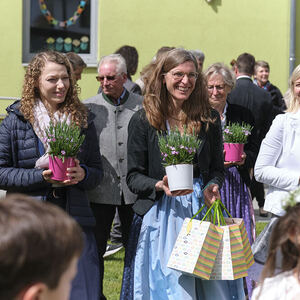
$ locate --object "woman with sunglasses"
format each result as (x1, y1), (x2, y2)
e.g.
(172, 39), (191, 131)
(120, 48), (245, 299)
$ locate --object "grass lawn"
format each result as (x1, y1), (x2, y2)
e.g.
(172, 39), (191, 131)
(103, 248), (125, 300)
(256, 221), (268, 236)
(103, 221), (269, 299)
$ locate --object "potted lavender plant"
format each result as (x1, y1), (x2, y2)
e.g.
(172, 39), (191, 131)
(45, 121), (85, 181)
(223, 122), (252, 162)
(158, 127), (201, 192)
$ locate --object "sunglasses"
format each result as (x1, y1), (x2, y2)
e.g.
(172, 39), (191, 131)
(96, 75), (118, 82)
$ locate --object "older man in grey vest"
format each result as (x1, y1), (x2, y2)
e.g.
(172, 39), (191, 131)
(84, 54), (142, 300)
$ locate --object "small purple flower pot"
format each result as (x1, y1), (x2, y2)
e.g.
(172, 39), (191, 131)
(224, 143), (244, 162)
(49, 156), (75, 181)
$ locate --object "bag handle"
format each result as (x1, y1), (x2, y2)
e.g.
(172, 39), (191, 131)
(186, 199), (232, 234)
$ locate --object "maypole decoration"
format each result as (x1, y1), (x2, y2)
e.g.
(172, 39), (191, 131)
(39, 0), (88, 28)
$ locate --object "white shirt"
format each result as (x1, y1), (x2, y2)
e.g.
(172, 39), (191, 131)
(254, 112), (300, 216)
(252, 271), (300, 300)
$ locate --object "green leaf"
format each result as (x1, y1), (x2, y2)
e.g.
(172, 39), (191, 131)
(157, 126), (201, 167)
(45, 120), (85, 158)
(223, 122), (253, 144)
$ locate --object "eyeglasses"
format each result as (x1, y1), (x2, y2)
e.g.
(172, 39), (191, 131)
(96, 75), (118, 82)
(207, 84), (226, 91)
(167, 71), (199, 81)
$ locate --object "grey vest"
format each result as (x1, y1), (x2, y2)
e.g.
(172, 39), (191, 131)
(84, 90), (143, 205)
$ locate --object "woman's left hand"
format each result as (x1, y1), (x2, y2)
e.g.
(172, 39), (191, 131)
(203, 184), (220, 207)
(224, 152), (246, 167)
(43, 159), (85, 186)
(64, 159), (85, 185)
(235, 152), (246, 166)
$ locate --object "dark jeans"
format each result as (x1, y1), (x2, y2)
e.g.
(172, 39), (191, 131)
(250, 177), (265, 208)
(110, 209), (122, 244)
(90, 201), (134, 300)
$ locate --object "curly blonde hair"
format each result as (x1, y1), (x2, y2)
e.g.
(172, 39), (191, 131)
(143, 48), (214, 134)
(21, 50), (88, 128)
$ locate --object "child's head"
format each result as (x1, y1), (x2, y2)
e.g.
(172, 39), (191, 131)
(261, 203), (300, 282)
(0, 194), (83, 300)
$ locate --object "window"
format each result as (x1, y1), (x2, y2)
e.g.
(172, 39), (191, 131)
(22, 0), (98, 66)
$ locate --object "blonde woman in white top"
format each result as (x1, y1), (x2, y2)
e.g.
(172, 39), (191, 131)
(251, 65), (300, 289)
(254, 65), (300, 216)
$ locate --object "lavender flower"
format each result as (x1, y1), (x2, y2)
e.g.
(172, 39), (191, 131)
(157, 126), (201, 167)
(224, 128), (230, 134)
(223, 122), (253, 144)
(45, 120), (85, 159)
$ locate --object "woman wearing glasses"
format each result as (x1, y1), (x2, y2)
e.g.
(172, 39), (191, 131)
(120, 49), (245, 299)
(204, 63), (258, 246)
(205, 63), (259, 297)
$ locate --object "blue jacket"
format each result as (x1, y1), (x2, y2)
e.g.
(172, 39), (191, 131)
(0, 101), (103, 227)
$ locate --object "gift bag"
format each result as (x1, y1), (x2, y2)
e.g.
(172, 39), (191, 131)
(210, 217), (254, 280)
(167, 218), (223, 280)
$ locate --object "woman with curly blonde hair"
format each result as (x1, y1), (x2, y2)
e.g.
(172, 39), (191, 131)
(0, 50), (103, 299)
(21, 50), (87, 127)
(120, 48), (244, 299)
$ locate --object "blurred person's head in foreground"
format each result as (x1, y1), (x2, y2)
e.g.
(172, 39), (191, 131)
(0, 194), (83, 300)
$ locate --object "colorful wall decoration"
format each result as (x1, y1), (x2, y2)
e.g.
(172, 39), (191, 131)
(22, 0), (98, 64)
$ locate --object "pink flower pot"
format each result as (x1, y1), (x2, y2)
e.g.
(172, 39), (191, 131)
(224, 143), (244, 162)
(49, 156), (76, 181)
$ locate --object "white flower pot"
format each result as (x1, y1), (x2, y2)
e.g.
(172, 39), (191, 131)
(165, 164), (193, 192)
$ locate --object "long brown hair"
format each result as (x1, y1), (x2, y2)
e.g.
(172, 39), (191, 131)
(259, 203), (300, 292)
(21, 50), (88, 127)
(143, 48), (214, 134)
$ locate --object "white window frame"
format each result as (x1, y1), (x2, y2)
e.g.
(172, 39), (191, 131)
(22, 0), (98, 66)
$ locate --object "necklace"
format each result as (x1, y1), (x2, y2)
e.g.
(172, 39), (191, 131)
(39, 0), (88, 28)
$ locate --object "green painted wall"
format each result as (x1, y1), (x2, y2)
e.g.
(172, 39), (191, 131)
(99, 0), (291, 92)
(0, 0), (296, 114)
(1, 1), (24, 113)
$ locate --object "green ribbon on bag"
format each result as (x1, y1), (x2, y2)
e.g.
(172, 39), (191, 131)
(186, 199), (232, 234)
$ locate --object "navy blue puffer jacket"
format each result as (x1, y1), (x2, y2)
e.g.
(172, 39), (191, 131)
(0, 101), (103, 227)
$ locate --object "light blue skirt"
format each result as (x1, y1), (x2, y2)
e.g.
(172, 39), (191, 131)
(133, 178), (245, 300)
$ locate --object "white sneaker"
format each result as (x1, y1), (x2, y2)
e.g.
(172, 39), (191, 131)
(103, 243), (123, 258)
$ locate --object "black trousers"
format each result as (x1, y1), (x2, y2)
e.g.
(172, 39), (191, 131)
(90, 200), (133, 300)
(250, 177), (265, 208)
